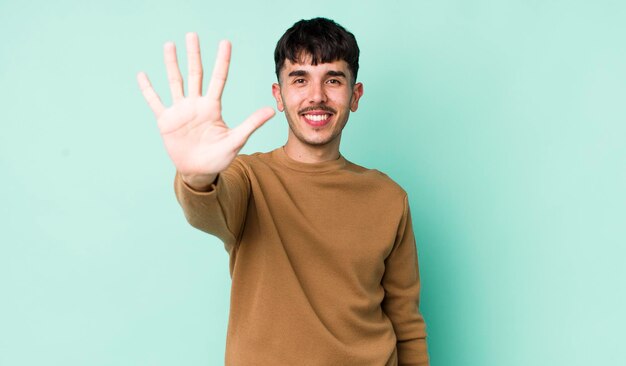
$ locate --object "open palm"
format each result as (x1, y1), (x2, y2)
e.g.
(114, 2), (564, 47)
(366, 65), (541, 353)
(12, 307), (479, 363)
(137, 33), (274, 188)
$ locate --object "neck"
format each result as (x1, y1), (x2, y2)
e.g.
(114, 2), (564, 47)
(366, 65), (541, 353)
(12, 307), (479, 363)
(284, 135), (342, 163)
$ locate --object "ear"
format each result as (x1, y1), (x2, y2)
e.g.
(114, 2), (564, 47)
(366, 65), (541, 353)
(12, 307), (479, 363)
(350, 82), (364, 112)
(272, 83), (284, 112)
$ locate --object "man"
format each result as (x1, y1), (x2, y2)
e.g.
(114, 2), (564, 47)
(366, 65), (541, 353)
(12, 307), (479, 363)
(137, 18), (429, 366)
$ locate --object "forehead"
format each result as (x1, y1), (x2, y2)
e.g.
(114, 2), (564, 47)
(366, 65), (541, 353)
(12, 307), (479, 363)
(280, 57), (351, 77)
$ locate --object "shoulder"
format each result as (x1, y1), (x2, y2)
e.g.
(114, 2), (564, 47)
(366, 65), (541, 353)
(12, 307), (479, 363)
(227, 150), (280, 178)
(233, 150), (274, 169)
(343, 159), (408, 200)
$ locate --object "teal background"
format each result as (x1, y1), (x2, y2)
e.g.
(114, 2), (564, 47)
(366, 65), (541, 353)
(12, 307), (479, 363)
(1, 0), (624, 365)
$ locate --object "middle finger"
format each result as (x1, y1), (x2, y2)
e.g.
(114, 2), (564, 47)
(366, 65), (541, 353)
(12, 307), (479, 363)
(186, 32), (203, 97)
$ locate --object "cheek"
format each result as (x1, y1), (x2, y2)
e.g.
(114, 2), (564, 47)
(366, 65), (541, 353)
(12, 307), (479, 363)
(284, 92), (305, 110)
(334, 89), (354, 104)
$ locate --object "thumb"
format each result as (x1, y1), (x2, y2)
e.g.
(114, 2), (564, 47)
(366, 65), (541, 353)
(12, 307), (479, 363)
(231, 107), (275, 145)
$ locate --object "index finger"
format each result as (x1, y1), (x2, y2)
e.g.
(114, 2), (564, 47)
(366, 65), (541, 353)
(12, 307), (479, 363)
(206, 40), (231, 101)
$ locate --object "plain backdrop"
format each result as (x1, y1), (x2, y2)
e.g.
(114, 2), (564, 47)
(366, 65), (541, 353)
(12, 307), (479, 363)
(1, 1), (624, 365)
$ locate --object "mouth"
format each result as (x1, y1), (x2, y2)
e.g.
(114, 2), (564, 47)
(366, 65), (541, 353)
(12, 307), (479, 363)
(300, 110), (335, 127)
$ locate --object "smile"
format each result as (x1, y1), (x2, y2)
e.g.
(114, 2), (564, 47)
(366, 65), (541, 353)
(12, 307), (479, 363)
(304, 114), (329, 122)
(302, 113), (332, 127)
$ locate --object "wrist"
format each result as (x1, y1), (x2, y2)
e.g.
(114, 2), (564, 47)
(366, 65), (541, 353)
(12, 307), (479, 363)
(180, 173), (218, 192)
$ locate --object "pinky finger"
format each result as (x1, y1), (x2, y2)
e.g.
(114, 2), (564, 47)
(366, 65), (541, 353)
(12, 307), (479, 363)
(137, 72), (165, 117)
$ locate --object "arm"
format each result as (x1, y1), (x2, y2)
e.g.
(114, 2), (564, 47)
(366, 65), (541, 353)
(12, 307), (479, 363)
(174, 159), (250, 253)
(137, 33), (275, 191)
(381, 195), (429, 366)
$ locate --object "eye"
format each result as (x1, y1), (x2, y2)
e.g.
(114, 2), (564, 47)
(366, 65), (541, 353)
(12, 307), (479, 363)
(327, 79), (341, 85)
(294, 78), (306, 84)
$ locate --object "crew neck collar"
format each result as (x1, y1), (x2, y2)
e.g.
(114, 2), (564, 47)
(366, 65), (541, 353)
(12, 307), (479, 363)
(272, 146), (347, 173)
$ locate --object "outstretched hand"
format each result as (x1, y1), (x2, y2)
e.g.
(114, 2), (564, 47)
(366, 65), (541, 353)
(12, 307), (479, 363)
(137, 33), (275, 190)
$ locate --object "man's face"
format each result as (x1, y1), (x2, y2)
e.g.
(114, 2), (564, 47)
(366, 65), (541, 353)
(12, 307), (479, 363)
(272, 56), (363, 148)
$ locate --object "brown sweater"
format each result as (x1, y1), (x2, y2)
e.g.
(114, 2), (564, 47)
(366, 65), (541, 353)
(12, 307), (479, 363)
(174, 147), (429, 366)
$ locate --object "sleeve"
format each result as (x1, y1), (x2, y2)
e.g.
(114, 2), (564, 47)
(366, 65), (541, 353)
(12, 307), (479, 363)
(173, 158), (251, 254)
(381, 195), (430, 366)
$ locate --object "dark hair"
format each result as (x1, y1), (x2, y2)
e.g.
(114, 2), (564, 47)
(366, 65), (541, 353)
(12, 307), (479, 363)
(274, 17), (360, 83)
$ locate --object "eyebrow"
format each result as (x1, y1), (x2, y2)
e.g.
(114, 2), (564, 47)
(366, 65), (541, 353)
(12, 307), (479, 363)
(287, 70), (347, 78)
(326, 70), (347, 78)
(288, 70), (308, 77)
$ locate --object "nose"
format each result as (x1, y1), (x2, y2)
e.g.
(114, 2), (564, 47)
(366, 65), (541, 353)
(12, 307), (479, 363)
(308, 81), (327, 104)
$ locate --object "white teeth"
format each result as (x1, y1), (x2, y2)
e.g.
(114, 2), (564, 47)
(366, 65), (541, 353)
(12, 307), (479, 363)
(304, 114), (329, 121)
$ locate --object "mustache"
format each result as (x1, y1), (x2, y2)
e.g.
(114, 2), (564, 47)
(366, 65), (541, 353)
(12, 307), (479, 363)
(298, 105), (337, 114)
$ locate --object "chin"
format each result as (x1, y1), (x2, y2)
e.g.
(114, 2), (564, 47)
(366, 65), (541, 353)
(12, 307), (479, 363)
(300, 132), (340, 147)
